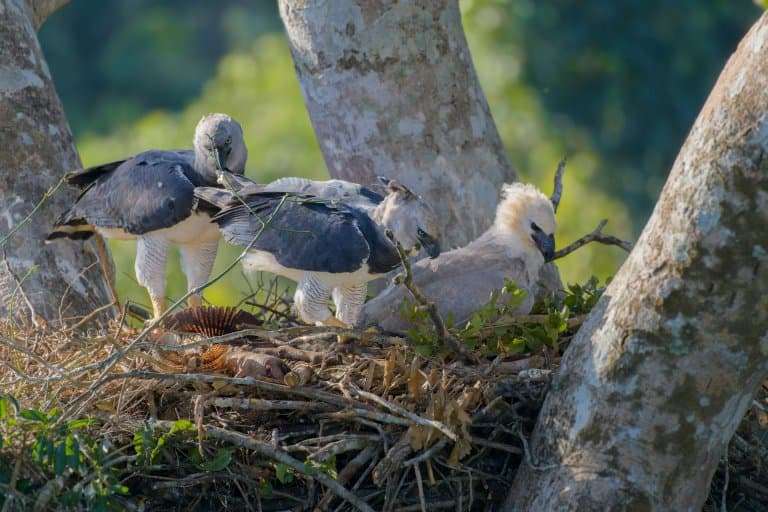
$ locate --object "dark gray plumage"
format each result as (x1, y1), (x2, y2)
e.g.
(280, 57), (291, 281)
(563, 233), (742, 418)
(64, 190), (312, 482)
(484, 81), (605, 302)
(49, 150), (207, 237)
(196, 189), (401, 275)
(46, 113), (248, 319)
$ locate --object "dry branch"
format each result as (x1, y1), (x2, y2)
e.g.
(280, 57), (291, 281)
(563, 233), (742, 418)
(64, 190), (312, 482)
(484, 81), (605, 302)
(550, 158), (567, 213)
(553, 219), (632, 260)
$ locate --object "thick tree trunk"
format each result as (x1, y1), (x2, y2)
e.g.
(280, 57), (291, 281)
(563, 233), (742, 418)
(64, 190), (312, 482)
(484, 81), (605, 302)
(507, 13), (768, 511)
(0, 0), (111, 326)
(278, 0), (517, 248)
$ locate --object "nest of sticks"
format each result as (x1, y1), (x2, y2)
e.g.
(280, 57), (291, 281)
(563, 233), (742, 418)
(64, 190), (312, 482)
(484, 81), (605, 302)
(0, 300), (560, 512)
(1, 301), (767, 511)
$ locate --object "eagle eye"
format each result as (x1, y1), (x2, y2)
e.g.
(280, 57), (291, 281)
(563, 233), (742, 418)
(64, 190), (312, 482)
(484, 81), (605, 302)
(531, 222), (542, 233)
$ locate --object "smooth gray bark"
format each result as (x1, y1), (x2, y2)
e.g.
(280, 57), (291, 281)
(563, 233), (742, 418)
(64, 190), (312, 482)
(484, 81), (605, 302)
(0, 0), (111, 326)
(278, 0), (517, 248)
(507, 13), (768, 511)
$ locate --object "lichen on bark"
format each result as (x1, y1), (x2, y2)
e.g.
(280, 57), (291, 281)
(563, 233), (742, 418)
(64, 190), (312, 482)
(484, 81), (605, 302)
(507, 13), (768, 511)
(0, 0), (111, 326)
(279, 0), (517, 248)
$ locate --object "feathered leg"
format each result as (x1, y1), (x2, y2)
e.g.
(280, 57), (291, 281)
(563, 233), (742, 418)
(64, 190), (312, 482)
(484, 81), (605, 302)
(135, 235), (169, 319)
(332, 283), (367, 327)
(294, 273), (342, 326)
(179, 240), (219, 308)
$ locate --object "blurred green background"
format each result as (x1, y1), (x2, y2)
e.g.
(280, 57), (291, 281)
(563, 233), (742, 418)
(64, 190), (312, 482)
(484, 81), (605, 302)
(39, 0), (762, 310)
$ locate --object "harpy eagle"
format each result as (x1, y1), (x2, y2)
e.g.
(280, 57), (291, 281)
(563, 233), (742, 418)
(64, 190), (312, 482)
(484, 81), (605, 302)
(361, 182), (556, 331)
(47, 113), (248, 319)
(195, 179), (441, 327)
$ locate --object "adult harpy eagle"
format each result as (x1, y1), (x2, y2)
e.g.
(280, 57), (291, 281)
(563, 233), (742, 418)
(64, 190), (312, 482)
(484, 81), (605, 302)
(195, 180), (441, 327)
(47, 113), (248, 319)
(361, 183), (556, 331)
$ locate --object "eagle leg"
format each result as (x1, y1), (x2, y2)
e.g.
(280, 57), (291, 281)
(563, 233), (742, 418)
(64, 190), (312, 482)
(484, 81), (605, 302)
(332, 283), (367, 327)
(179, 240), (218, 309)
(135, 235), (169, 320)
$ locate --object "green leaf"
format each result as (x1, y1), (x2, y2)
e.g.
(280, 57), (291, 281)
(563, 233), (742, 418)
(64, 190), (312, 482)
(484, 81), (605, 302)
(275, 462), (293, 484)
(198, 448), (233, 472)
(413, 343), (434, 357)
(54, 442), (68, 475)
(19, 409), (47, 423)
(67, 418), (95, 431)
(259, 479), (273, 497)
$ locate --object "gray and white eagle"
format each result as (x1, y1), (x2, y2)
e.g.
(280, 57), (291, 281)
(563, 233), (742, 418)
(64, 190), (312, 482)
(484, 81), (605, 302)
(361, 183), (557, 331)
(47, 113), (248, 319)
(195, 179), (441, 327)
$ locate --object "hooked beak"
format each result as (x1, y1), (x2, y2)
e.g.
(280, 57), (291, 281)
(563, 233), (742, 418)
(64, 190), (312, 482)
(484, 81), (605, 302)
(418, 233), (441, 259)
(533, 231), (556, 262)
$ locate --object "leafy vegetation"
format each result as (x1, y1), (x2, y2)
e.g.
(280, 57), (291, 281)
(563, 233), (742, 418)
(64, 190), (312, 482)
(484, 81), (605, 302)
(0, 397), (127, 511)
(400, 276), (609, 358)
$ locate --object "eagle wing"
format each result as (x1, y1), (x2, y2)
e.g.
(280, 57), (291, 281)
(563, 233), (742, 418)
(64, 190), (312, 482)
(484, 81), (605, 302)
(208, 192), (380, 274)
(57, 150), (201, 235)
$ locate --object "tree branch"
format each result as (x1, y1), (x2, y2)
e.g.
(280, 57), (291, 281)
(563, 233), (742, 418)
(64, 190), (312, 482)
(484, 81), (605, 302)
(552, 219), (632, 261)
(27, 0), (70, 29)
(550, 157), (567, 213)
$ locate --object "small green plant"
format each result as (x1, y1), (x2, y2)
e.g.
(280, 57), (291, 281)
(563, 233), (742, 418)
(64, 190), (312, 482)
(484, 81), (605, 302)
(397, 276), (610, 358)
(0, 395), (128, 511)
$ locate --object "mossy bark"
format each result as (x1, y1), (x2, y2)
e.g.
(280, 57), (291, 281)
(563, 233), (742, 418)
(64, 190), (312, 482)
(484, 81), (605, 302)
(278, 0), (517, 248)
(507, 13), (768, 511)
(0, 0), (111, 326)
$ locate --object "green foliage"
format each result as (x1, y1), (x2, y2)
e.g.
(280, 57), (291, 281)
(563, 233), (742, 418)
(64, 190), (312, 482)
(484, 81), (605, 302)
(398, 276), (609, 358)
(133, 419), (195, 466)
(0, 396), (127, 511)
(562, 276), (609, 315)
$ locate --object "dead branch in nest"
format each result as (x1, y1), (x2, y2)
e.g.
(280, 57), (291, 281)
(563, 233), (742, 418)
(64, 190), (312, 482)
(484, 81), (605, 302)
(156, 421), (377, 512)
(550, 157), (567, 213)
(553, 219), (633, 260)
(209, 397), (336, 412)
(385, 231), (477, 364)
(346, 383), (458, 441)
(317, 444), (379, 511)
(103, 370), (360, 409)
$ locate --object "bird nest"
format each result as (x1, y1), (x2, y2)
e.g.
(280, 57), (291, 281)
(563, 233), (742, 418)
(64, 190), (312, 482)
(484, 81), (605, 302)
(0, 305), (766, 511)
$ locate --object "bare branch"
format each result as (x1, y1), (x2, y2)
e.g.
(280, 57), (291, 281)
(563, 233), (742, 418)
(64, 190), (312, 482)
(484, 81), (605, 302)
(552, 219), (632, 260)
(27, 0), (70, 29)
(550, 157), (567, 213)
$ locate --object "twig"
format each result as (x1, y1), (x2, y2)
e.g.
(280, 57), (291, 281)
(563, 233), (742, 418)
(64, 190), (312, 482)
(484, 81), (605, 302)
(170, 422), (376, 512)
(317, 445), (378, 511)
(0, 175), (66, 248)
(103, 370), (359, 409)
(552, 219), (632, 260)
(469, 436), (521, 455)
(413, 464), (427, 512)
(64, 301), (116, 332)
(347, 384), (457, 441)
(210, 397), (335, 412)
(385, 231), (477, 364)
(550, 157), (566, 213)
(404, 439), (449, 466)
(2, 247), (44, 328)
